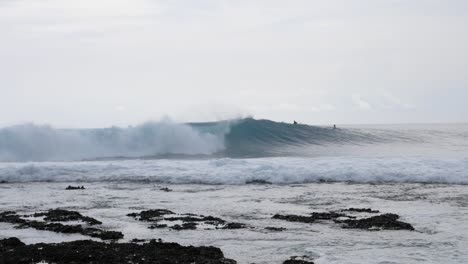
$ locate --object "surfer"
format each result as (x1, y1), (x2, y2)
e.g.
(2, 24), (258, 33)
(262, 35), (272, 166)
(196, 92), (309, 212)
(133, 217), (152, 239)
(333, 124), (336, 129)
(293, 120), (298, 125)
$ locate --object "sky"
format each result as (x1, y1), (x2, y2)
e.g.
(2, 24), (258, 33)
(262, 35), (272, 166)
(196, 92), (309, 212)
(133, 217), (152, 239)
(1, 0), (467, 128)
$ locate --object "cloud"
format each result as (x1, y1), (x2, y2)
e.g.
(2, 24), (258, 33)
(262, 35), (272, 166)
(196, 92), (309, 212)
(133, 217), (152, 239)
(310, 104), (335, 112)
(352, 95), (372, 110)
(382, 91), (416, 110)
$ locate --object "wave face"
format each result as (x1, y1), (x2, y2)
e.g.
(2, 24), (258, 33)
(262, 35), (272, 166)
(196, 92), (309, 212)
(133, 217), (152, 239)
(0, 118), (467, 162)
(0, 157), (467, 184)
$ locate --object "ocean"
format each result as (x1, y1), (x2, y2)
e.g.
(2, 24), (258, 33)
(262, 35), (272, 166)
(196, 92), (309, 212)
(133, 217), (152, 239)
(0, 118), (467, 263)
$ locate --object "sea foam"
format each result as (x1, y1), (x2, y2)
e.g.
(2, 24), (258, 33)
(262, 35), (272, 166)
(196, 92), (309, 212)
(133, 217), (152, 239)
(0, 157), (467, 184)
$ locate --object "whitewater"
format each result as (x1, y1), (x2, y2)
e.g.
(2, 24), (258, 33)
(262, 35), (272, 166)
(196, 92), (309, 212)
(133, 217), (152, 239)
(0, 118), (467, 184)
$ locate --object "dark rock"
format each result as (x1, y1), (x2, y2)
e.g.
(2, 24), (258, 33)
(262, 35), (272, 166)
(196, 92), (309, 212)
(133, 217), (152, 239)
(343, 208), (380, 213)
(149, 224), (168, 229)
(0, 180), (8, 184)
(0, 238), (237, 264)
(164, 215), (226, 224)
(222, 222), (246, 229)
(129, 209), (246, 231)
(33, 209), (102, 225)
(130, 238), (147, 243)
(160, 187), (172, 192)
(335, 213), (415, 230)
(272, 212), (345, 223)
(310, 212), (346, 220)
(66, 185), (85, 190)
(171, 222), (198, 230)
(0, 211), (123, 240)
(283, 256), (314, 264)
(0, 211), (26, 225)
(273, 210), (414, 231)
(0, 237), (25, 252)
(246, 179), (272, 185)
(17, 220), (123, 240)
(265, 227), (286, 232)
(127, 209), (174, 221)
(273, 214), (317, 223)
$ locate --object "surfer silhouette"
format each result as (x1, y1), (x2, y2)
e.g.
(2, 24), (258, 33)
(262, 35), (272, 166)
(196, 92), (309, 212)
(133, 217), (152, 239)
(293, 120), (298, 125)
(333, 124), (336, 129)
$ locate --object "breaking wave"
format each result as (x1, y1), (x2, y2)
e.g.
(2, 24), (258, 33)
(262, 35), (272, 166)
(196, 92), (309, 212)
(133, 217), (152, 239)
(0, 157), (467, 184)
(0, 120), (227, 162)
(0, 118), (467, 162)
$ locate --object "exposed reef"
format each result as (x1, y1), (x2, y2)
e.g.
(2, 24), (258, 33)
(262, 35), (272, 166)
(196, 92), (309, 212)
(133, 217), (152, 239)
(342, 208), (380, 213)
(335, 213), (415, 231)
(272, 212), (348, 223)
(273, 208), (414, 231)
(128, 209), (247, 230)
(0, 210), (123, 240)
(66, 185), (85, 190)
(0, 237), (236, 264)
(283, 256), (315, 264)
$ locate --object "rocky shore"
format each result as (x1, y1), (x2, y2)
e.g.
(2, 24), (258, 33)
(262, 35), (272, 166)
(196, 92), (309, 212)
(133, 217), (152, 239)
(0, 207), (415, 263)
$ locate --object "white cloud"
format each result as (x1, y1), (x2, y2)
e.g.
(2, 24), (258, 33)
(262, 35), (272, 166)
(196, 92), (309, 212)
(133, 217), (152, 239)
(382, 91), (416, 110)
(310, 104), (335, 112)
(352, 95), (372, 110)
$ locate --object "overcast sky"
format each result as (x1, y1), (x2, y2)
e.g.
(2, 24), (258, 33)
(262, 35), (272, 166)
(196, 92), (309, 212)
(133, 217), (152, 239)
(1, 0), (467, 127)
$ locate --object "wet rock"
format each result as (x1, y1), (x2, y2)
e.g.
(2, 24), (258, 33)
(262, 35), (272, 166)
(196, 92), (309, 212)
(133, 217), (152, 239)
(265, 227), (286, 232)
(149, 224), (168, 229)
(18, 220), (123, 240)
(273, 209), (414, 231)
(33, 209), (102, 225)
(0, 237), (25, 252)
(272, 212), (346, 223)
(127, 209), (174, 221)
(160, 187), (172, 192)
(172, 222), (198, 230)
(335, 213), (415, 231)
(0, 211), (26, 225)
(246, 179), (272, 185)
(66, 185), (85, 190)
(0, 211), (123, 240)
(273, 214), (316, 223)
(129, 209), (246, 231)
(310, 212), (347, 220)
(221, 222), (246, 229)
(343, 208), (380, 213)
(0, 238), (237, 264)
(283, 256), (314, 264)
(130, 238), (148, 243)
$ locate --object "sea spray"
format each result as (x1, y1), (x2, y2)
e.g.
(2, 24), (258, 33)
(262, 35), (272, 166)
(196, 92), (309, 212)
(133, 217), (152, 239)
(0, 120), (227, 161)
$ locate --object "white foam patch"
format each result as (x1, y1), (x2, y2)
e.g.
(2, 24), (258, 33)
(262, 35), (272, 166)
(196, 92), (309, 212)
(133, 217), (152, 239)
(0, 157), (467, 184)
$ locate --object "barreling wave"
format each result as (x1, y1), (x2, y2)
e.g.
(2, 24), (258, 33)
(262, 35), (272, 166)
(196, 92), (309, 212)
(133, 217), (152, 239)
(0, 118), (461, 162)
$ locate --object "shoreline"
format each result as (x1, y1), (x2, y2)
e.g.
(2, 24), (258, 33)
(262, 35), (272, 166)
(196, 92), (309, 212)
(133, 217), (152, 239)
(1, 182), (467, 263)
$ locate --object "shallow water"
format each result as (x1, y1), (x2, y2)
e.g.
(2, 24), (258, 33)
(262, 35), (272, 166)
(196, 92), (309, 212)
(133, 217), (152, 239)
(1, 182), (467, 264)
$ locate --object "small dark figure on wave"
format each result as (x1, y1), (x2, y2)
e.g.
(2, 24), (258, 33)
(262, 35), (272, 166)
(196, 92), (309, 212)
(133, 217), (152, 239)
(333, 124), (336, 129)
(293, 120), (298, 125)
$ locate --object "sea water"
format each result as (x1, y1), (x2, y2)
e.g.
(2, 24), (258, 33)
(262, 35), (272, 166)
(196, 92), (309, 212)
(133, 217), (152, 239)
(0, 119), (467, 263)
